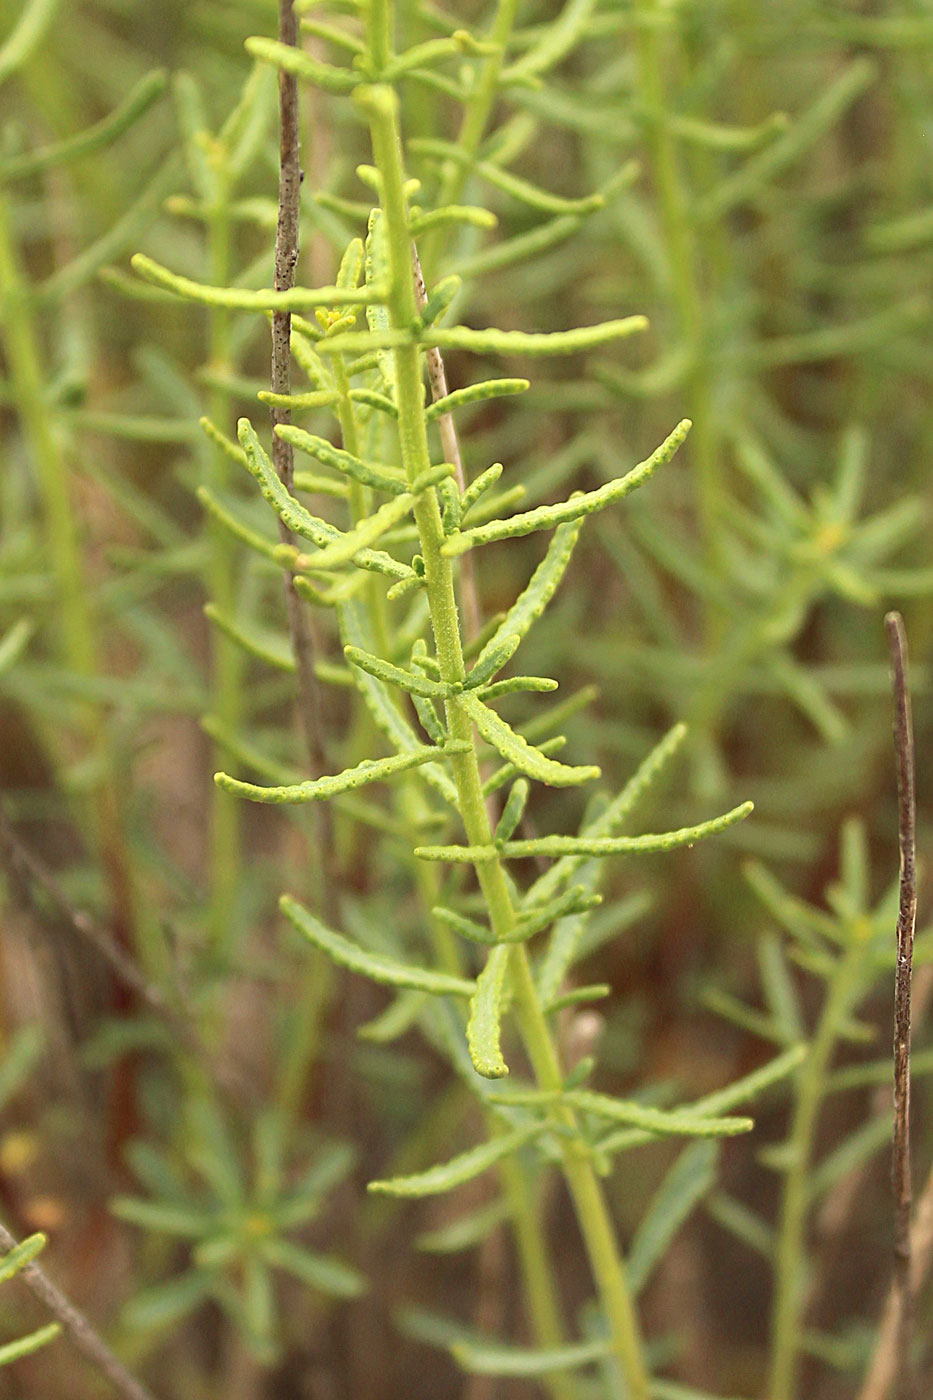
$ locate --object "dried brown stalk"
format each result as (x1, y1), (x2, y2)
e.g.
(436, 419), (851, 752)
(271, 0), (330, 776)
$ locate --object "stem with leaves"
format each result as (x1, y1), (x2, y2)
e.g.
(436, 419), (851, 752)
(358, 78), (651, 1400)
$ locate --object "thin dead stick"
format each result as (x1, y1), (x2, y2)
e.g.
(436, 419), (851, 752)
(0, 802), (256, 1099)
(271, 0), (330, 776)
(858, 1162), (933, 1400)
(1, 805), (177, 1034)
(887, 610), (917, 1399)
(0, 1219), (160, 1400)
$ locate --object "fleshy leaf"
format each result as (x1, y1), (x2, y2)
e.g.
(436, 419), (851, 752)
(216, 743), (467, 805)
(367, 1125), (540, 1197)
(467, 944), (512, 1078)
(280, 896), (475, 998)
(443, 420), (690, 555)
(459, 691), (600, 787)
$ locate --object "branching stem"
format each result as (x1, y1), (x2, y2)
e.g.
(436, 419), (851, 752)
(361, 78), (650, 1400)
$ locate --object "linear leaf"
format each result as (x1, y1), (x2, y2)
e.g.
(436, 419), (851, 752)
(216, 743), (466, 804)
(550, 1089), (753, 1138)
(280, 895), (475, 998)
(428, 317), (646, 359)
(0, 1324), (61, 1366)
(460, 691), (600, 787)
(495, 779), (529, 845)
(344, 645), (450, 698)
(460, 463), (503, 516)
(494, 802), (754, 859)
(444, 420), (690, 554)
(132, 253), (384, 310)
(465, 633), (522, 690)
(0, 69), (168, 180)
(367, 1125), (540, 1198)
(309, 464), (453, 569)
(337, 600), (459, 806)
(260, 1240), (365, 1298)
(628, 1141), (718, 1295)
(0, 1233), (47, 1286)
(475, 520), (583, 671)
(416, 1199), (509, 1254)
(425, 379), (528, 422)
(452, 1336), (612, 1377)
(275, 425), (407, 495)
(468, 944), (512, 1078)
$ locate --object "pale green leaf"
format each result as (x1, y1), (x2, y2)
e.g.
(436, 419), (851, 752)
(280, 895), (475, 998)
(367, 1125), (540, 1197)
(468, 944), (512, 1078)
(443, 420), (690, 554)
(216, 742), (467, 805)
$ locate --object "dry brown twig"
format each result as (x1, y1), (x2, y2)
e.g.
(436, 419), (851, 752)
(270, 0), (330, 777)
(858, 612), (919, 1400)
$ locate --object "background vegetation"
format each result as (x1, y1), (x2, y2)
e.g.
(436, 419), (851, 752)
(0, 2), (930, 1398)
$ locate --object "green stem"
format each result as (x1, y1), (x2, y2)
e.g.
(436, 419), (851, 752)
(362, 81), (650, 1400)
(768, 931), (868, 1400)
(336, 360), (576, 1400)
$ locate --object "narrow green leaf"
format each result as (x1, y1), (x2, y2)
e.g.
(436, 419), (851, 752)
(122, 1271), (215, 1331)
(132, 253), (384, 311)
(109, 1199), (208, 1238)
(280, 895), (475, 998)
(426, 379), (529, 423)
(460, 463), (503, 516)
(344, 645), (450, 698)
(0, 1323), (61, 1366)
(367, 1125), (539, 1197)
(433, 906), (495, 946)
(411, 204), (497, 235)
(543, 984), (611, 1014)
(275, 425), (407, 495)
(460, 691), (600, 787)
(0, 1233), (47, 1286)
(0, 70), (168, 181)
(698, 58), (877, 222)
(216, 742), (466, 805)
(428, 317), (646, 360)
(204, 604), (295, 673)
(481, 676), (558, 701)
(416, 1199), (509, 1254)
(468, 944), (512, 1078)
(465, 634), (521, 690)
(308, 464), (453, 569)
(495, 779), (529, 845)
(628, 1141), (718, 1295)
(515, 885), (601, 941)
(0, 0), (59, 86)
(494, 1088), (753, 1138)
(443, 421), (690, 554)
(261, 1240), (364, 1298)
(496, 802), (754, 859)
(705, 1192), (774, 1260)
(337, 600), (459, 807)
(452, 1336), (612, 1377)
(245, 35), (360, 91)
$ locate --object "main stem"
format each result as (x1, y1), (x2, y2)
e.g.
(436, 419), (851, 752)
(362, 83), (650, 1400)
